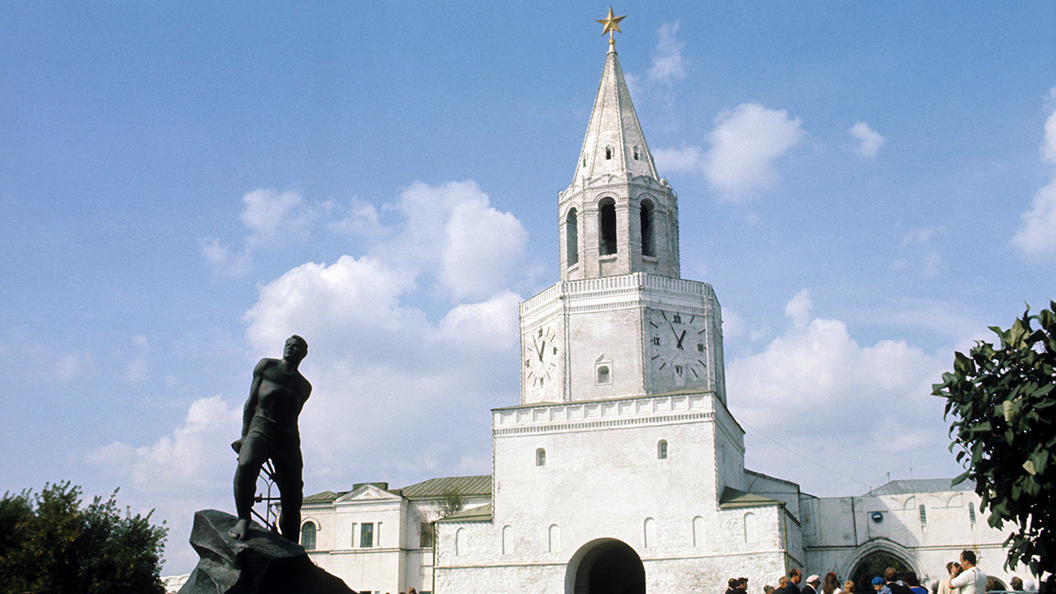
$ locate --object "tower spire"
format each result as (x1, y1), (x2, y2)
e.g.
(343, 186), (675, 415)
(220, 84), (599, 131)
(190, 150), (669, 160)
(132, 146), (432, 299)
(575, 9), (658, 185)
(557, 12), (679, 281)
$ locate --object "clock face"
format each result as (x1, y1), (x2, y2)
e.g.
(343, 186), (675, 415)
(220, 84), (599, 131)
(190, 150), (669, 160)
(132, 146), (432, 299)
(525, 325), (559, 388)
(648, 309), (708, 384)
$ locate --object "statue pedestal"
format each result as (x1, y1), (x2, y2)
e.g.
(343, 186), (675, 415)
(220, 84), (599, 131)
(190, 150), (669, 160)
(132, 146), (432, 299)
(178, 510), (355, 594)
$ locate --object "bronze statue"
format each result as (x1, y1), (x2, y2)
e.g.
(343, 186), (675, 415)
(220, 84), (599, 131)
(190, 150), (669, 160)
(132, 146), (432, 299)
(229, 335), (312, 542)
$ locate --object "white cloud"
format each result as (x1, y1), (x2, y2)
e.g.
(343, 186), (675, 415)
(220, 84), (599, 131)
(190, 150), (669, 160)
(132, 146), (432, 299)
(625, 22), (687, 105)
(849, 121), (886, 158)
(121, 335), (151, 384)
(327, 198), (384, 238)
(704, 103), (805, 201)
(198, 188), (316, 277)
(440, 195), (529, 299)
(198, 237), (253, 278)
(784, 289), (812, 329)
(241, 188), (315, 246)
(894, 227), (944, 279)
(647, 22), (686, 85)
(1011, 179), (1056, 257)
(720, 307), (745, 340)
(243, 259), (521, 489)
(374, 180), (530, 300)
(55, 351), (94, 383)
(1011, 88), (1056, 258)
(235, 180), (530, 496)
(160, 179), (530, 573)
(653, 145), (703, 174)
(85, 395), (241, 573)
(727, 292), (958, 496)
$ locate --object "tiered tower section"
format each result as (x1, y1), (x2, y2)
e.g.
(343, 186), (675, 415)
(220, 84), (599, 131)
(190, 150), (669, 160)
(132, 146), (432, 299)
(519, 42), (726, 406)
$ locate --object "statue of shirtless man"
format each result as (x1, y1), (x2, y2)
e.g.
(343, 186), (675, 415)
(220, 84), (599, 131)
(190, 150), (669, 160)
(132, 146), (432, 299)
(229, 335), (312, 542)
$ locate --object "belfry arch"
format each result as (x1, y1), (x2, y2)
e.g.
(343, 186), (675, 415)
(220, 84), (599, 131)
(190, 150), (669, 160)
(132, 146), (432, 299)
(566, 538), (646, 594)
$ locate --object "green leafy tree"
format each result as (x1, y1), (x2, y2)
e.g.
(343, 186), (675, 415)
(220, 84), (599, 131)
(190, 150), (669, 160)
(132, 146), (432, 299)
(933, 301), (1056, 589)
(0, 481), (168, 594)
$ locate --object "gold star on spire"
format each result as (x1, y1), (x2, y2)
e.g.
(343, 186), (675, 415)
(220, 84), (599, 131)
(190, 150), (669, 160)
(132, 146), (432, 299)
(597, 6), (626, 37)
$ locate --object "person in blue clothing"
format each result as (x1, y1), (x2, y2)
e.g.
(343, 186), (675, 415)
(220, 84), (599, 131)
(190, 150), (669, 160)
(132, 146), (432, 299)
(873, 576), (892, 594)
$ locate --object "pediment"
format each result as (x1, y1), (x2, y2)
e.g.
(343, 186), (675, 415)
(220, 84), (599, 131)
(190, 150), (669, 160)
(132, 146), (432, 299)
(335, 484), (403, 504)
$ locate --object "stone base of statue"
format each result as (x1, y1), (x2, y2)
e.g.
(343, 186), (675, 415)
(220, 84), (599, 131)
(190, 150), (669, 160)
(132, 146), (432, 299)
(177, 509), (356, 594)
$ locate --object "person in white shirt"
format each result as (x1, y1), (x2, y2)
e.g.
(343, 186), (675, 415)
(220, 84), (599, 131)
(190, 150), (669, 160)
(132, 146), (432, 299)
(948, 550), (986, 594)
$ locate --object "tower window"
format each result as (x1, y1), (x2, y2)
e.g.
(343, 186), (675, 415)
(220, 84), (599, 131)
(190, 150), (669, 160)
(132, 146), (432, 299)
(301, 521), (317, 551)
(599, 200), (617, 255)
(658, 440), (668, 459)
(633, 146), (640, 160)
(919, 504), (927, 526)
(536, 448), (546, 466)
(605, 146), (613, 160)
(566, 208), (579, 266)
(969, 502), (976, 525)
(640, 199), (655, 257)
(596, 365), (611, 384)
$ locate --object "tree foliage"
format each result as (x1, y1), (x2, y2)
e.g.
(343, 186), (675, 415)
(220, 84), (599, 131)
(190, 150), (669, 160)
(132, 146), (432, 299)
(933, 301), (1056, 588)
(0, 481), (168, 594)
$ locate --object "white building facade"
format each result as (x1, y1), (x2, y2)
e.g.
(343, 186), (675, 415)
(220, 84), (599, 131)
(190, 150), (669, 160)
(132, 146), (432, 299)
(298, 31), (1020, 594)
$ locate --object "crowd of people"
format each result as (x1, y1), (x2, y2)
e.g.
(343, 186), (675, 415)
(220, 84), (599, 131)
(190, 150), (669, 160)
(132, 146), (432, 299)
(736, 550), (1041, 594)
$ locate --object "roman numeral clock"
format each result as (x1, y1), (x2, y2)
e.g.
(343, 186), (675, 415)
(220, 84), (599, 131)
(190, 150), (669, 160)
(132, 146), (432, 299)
(524, 325), (559, 395)
(648, 309), (708, 389)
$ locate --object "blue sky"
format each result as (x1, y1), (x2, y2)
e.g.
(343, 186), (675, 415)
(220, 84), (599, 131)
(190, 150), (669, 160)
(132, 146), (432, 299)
(3, 1), (1055, 574)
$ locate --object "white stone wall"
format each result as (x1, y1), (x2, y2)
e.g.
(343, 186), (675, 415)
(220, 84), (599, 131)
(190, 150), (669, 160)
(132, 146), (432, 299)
(301, 488), (488, 594)
(436, 393), (783, 594)
(803, 488), (1029, 589)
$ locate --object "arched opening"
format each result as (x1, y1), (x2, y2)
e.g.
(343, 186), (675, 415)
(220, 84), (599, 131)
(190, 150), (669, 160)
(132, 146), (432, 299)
(850, 551), (913, 591)
(605, 146), (613, 160)
(640, 200), (655, 257)
(455, 527), (467, 556)
(657, 440), (668, 460)
(536, 448), (547, 466)
(566, 208), (579, 266)
(599, 199), (617, 255)
(566, 538), (646, 594)
(596, 365), (610, 384)
(692, 516), (705, 547)
(300, 521), (317, 551)
(987, 577), (1008, 591)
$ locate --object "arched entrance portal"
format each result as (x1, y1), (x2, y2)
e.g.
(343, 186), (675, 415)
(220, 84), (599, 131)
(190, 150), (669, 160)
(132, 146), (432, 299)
(850, 552), (914, 589)
(841, 539), (925, 585)
(566, 539), (646, 594)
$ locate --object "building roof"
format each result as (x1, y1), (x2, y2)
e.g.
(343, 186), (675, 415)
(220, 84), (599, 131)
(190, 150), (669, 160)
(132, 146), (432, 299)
(573, 43), (658, 186)
(303, 490), (345, 504)
(719, 487), (784, 509)
(304, 475), (491, 505)
(399, 475), (491, 500)
(439, 503), (493, 522)
(863, 478), (971, 496)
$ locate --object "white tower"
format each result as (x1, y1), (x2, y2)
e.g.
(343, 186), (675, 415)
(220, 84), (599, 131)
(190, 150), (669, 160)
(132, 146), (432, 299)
(520, 29), (726, 406)
(436, 19), (776, 594)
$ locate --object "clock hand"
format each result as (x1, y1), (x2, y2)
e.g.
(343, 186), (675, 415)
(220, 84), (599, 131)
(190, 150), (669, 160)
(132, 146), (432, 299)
(538, 340), (546, 362)
(676, 329), (686, 349)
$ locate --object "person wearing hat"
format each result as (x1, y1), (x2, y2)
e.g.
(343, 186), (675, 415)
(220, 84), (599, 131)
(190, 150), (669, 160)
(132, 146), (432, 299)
(804, 575), (821, 594)
(872, 577), (892, 594)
